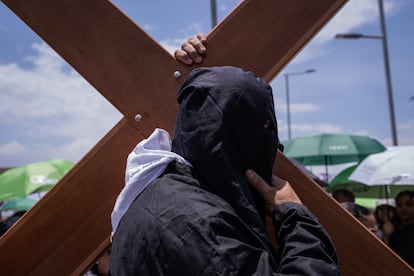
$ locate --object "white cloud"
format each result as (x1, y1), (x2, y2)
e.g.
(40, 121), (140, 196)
(397, 118), (414, 145)
(292, 0), (400, 64)
(218, 3), (228, 13)
(0, 141), (25, 155)
(160, 37), (188, 54)
(185, 21), (203, 33)
(0, 42), (121, 166)
(342, 118), (414, 147)
(158, 21), (207, 54)
(218, 0), (240, 14)
(293, 123), (345, 134)
(142, 24), (154, 32)
(353, 130), (371, 136)
(277, 122), (346, 142)
(291, 103), (319, 113)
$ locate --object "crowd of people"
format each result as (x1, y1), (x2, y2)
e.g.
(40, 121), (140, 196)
(332, 188), (414, 268)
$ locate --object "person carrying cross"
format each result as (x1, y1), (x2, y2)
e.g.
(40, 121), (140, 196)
(108, 34), (339, 275)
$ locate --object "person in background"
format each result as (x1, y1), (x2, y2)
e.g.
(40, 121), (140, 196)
(374, 199), (399, 245)
(332, 189), (355, 203)
(0, 210), (26, 237)
(389, 190), (414, 268)
(340, 202), (378, 234)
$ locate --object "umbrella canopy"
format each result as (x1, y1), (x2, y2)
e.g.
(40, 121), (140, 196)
(0, 159), (74, 201)
(281, 133), (386, 181)
(282, 133), (386, 166)
(326, 164), (413, 199)
(349, 146), (414, 186)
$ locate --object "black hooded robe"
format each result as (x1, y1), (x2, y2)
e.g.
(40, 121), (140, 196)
(109, 67), (339, 275)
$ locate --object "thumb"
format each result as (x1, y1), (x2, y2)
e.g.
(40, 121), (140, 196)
(245, 169), (270, 196)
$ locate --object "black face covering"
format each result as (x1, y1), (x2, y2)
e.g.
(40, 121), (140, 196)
(171, 66), (280, 251)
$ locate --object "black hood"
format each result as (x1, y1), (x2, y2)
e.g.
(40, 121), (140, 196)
(171, 66), (279, 249)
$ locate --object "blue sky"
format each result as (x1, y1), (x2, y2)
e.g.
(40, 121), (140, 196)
(0, 0), (413, 168)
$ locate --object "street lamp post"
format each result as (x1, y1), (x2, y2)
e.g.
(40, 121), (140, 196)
(210, 0), (217, 28)
(335, 0), (398, 145)
(284, 69), (316, 140)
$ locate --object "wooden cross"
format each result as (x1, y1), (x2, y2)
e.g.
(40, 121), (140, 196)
(1, 0), (413, 274)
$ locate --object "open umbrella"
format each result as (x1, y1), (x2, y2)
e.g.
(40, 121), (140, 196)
(0, 159), (74, 201)
(349, 146), (414, 186)
(281, 133), (386, 181)
(326, 164), (413, 199)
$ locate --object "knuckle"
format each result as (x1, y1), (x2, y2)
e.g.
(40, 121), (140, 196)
(197, 33), (206, 42)
(174, 50), (185, 59)
(188, 36), (197, 44)
(181, 41), (191, 50)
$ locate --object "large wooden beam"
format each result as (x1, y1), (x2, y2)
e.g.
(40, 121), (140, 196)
(1, 0), (412, 274)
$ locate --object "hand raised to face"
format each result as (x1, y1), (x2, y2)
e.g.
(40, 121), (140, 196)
(245, 169), (302, 215)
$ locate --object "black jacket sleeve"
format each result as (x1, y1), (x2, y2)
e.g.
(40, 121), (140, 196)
(272, 202), (340, 275)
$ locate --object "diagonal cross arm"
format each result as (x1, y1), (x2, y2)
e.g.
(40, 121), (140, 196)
(0, 0), (412, 274)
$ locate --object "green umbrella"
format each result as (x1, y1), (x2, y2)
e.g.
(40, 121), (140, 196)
(281, 133), (386, 180)
(0, 159), (74, 201)
(326, 164), (413, 199)
(0, 197), (37, 211)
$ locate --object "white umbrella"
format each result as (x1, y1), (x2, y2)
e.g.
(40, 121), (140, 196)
(349, 146), (414, 186)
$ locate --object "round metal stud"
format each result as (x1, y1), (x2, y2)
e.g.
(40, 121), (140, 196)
(134, 114), (142, 122)
(173, 70), (182, 79)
